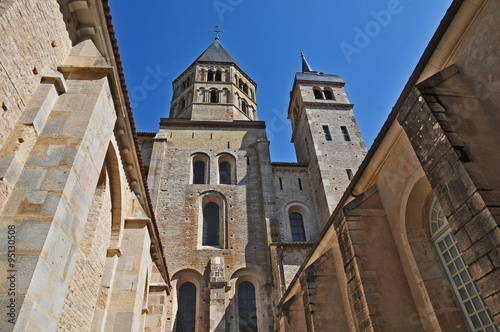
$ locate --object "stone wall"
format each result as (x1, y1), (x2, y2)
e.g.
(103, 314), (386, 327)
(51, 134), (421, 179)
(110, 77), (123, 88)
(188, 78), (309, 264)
(271, 165), (320, 242)
(146, 121), (273, 331)
(0, 0), (74, 149)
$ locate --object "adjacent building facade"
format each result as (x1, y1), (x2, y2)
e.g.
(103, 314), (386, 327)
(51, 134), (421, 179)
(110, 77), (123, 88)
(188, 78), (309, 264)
(1, 0), (499, 331)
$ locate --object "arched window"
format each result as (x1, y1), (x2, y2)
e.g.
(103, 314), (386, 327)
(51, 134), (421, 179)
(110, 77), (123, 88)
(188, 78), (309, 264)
(215, 70), (221, 81)
(203, 202), (219, 246)
(430, 197), (497, 331)
(290, 212), (306, 241)
(176, 282), (196, 332)
(313, 88), (323, 99)
(210, 89), (218, 103)
(238, 281), (257, 332)
(207, 70), (214, 81)
(193, 161), (206, 184)
(180, 98), (185, 111)
(219, 162), (231, 185)
(323, 89), (334, 100)
(241, 100), (247, 114)
(243, 84), (249, 94)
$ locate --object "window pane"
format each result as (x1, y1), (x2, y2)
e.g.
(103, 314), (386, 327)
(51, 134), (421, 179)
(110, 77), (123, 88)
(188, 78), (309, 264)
(290, 212), (306, 242)
(176, 282), (196, 332)
(210, 90), (218, 103)
(219, 162), (231, 184)
(203, 202), (219, 246)
(238, 282), (257, 332)
(193, 161), (205, 184)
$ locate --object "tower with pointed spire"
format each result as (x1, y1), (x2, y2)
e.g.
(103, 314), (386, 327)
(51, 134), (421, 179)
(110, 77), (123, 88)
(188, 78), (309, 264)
(170, 38), (257, 122)
(288, 52), (367, 225)
(141, 37), (274, 332)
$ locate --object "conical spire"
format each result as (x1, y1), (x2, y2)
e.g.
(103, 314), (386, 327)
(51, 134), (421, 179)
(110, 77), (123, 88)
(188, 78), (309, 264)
(195, 38), (237, 64)
(301, 51), (313, 73)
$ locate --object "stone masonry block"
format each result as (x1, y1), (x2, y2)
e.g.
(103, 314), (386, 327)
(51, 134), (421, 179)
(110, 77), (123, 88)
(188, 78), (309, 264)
(468, 256), (494, 280)
(16, 168), (47, 190)
(41, 145), (65, 166)
(489, 247), (500, 268)
(448, 203), (473, 232)
(41, 115), (69, 136)
(463, 227), (500, 265)
(464, 209), (497, 244)
(17, 219), (52, 253)
(476, 268), (500, 298)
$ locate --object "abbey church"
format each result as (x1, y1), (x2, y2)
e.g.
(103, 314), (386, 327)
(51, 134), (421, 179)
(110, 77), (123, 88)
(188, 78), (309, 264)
(0, 0), (499, 331)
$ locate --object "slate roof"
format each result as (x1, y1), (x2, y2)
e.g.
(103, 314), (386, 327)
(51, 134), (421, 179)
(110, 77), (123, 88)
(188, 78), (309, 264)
(195, 38), (237, 64)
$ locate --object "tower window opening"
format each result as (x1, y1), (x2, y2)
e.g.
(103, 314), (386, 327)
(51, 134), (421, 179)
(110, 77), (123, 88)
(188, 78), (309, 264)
(290, 212), (306, 241)
(180, 98), (186, 110)
(313, 88), (324, 99)
(346, 169), (353, 180)
(246, 157), (250, 165)
(322, 125), (332, 141)
(243, 84), (249, 94)
(193, 160), (206, 184)
(210, 90), (218, 103)
(207, 71), (214, 81)
(341, 126), (351, 141)
(203, 202), (219, 246)
(298, 178), (303, 190)
(242, 100), (248, 114)
(215, 70), (222, 81)
(279, 177), (283, 190)
(324, 89), (334, 100)
(219, 161), (232, 185)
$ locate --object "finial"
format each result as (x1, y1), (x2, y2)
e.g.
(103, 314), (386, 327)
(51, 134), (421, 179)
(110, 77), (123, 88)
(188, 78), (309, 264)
(209, 25), (226, 40)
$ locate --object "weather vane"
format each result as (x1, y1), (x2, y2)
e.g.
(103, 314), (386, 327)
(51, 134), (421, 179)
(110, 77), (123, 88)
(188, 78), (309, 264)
(209, 25), (226, 39)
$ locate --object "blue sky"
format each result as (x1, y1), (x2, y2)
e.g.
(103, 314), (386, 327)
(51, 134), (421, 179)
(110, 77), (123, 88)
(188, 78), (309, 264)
(108, 0), (453, 162)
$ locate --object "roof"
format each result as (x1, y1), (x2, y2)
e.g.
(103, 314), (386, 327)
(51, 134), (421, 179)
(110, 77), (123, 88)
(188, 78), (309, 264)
(102, 1), (170, 288)
(195, 38), (237, 64)
(172, 38), (256, 87)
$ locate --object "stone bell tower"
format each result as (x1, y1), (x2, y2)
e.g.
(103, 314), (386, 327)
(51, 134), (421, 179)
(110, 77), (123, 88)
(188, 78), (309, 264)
(169, 37), (258, 122)
(139, 36), (273, 332)
(288, 53), (367, 226)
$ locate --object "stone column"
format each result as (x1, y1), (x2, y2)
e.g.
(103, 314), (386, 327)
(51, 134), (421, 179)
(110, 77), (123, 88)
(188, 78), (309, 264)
(209, 256), (227, 332)
(147, 138), (167, 211)
(104, 218), (151, 331)
(91, 249), (121, 332)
